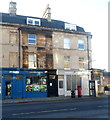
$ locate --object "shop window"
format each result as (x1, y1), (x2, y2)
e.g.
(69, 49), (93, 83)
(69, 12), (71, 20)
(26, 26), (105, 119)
(59, 81), (63, 88)
(72, 75), (76, 90)
(26, 75), (47, 91)
(4, 74), (13, 80)
(6, 81), (12, 96)
(66, 75), (71, 90)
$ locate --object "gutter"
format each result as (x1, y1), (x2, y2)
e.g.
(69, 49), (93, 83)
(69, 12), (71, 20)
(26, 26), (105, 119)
(0, 22), (92, 37)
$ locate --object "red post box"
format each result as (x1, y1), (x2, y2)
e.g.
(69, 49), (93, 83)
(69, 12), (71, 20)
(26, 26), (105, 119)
(77, 86), (82, 97)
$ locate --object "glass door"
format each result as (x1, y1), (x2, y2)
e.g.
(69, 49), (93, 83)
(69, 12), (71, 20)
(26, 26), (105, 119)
(89, 80), (96, 97)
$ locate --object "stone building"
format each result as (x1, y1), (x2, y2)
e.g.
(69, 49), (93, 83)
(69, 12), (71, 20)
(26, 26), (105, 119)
(0, 2), (92, 96)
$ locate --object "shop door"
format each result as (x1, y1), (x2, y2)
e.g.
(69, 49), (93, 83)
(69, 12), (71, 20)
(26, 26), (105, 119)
(5, 81), (12, 99)
(15, 80), (23, 98)
(89, 80), (96, 97)
(47, 75), (58, 97)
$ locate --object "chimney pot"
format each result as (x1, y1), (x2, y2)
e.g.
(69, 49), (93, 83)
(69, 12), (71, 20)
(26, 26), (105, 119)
(9, 1), (17, 16)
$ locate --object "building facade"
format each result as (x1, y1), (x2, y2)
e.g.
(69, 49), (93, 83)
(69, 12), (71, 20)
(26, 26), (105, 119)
(52, 31), (92, 96)
(0, 2), (92, 97)
(91, 68), (106, 94)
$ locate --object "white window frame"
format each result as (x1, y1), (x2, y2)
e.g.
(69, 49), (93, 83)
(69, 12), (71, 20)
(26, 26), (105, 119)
(65, 23), (70, 30)
(78, 40), (84, 50)
(27, 18), (41, 26)
(64, 38), (70, 49)
(28, 54), (37, 69)
(28, 34), (36, 45)
(70, 24), (77, 31)
(65, 23), (76, 31)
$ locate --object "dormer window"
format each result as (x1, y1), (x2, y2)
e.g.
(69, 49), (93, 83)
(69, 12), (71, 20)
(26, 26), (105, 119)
(27, 18), (41, 26)
(65, 23), (70, 30)
(70, 24), (76, 31)
(65, 23), (76, 31)
(28, 19), (33, 25)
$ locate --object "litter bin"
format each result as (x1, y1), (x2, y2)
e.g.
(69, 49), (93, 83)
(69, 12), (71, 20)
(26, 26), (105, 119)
(71, 90), (75, 98)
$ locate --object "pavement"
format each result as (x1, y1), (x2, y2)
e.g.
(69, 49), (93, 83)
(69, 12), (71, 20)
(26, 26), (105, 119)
(1, 94), (109, 104)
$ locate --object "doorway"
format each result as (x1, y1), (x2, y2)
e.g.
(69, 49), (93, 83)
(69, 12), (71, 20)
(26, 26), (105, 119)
(47, 75), (58, 97)
(89, 80), (96, 97)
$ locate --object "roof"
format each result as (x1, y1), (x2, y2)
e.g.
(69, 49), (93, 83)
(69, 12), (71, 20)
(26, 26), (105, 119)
(1, 13), (85, 32)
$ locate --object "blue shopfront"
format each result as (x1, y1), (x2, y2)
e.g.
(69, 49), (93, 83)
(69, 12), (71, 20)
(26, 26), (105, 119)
(1, 68), (58, 99)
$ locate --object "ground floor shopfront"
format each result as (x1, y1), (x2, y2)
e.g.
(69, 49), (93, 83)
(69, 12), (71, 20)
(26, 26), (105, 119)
(0, 68), (58, 99)
(57, 69), (95, 97)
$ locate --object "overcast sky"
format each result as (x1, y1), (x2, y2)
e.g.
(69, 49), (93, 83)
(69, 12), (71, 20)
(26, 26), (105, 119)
(0, 0), (108, 71)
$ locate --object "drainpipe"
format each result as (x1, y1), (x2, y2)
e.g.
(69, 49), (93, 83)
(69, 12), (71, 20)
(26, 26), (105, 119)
(18, 28), (21, 68)
(87, 36), (90, 70)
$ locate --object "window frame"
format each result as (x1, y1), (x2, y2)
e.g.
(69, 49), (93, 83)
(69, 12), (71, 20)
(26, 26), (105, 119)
(59, 80), (64, 89)
(26, 75), (47, 92)
(28, 54), (37, 69)
(66, 75), (71, 90)
(78, 40), (85, 50)
(64, 38), (70, 49)
(28, 34), (36, 45)
(27, 18), (41, 26)
(64, 56), (70, 69)
(65, 23), (76, 31)
(79, 57), (85, 69)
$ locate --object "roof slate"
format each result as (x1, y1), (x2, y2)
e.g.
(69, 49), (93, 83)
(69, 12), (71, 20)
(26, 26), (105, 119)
(1, 13), (85, 32)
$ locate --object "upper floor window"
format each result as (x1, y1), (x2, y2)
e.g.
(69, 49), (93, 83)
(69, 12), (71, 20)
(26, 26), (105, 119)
(65, 23), (70, 30)
(9, 31), (17, 44)
(64, 56), (70, 69)
(28, 54), (37, 69)
(78, 40), (84, 50)
(64, 38), (70, 49)
(79, 57), (85, 69)
(65, 23), (76, 31)
(28, 34), (36, 45)
(27, 18), (41, 26)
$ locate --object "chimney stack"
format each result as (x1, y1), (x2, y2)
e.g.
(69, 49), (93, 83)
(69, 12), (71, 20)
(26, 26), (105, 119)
(9, 1), (17, 16)
(47, 4), (51, 22)
(42, 4), (51, 22)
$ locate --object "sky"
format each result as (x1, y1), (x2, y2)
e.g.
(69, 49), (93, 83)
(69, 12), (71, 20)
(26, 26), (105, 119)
(0, 0), (108, 71)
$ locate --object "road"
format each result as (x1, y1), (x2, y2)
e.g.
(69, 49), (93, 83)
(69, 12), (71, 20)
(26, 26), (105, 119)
(2, 97), (109, 119)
